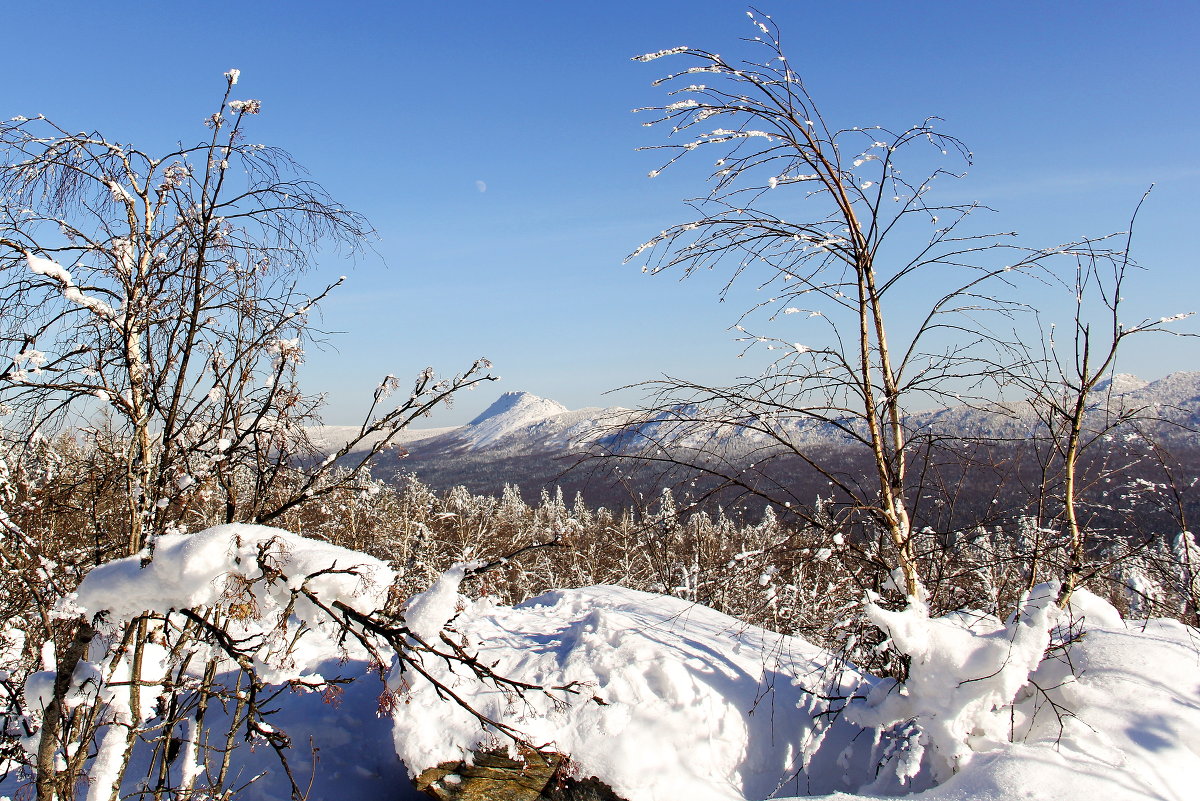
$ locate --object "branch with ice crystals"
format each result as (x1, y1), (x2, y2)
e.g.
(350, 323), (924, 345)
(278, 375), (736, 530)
(227, 99), (262, 115)
(1123, 310), (1196, 334)
(265, 337), (303, 363)
(632, 46), (690, 62)
(374, 373), (401, 402)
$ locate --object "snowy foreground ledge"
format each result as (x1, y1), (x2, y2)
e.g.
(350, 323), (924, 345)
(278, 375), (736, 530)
(393, 583), (1200, 801)
(10, 524), (1200, 801)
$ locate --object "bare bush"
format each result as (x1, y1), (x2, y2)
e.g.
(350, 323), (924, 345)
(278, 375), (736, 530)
(0, 72), (494, 799)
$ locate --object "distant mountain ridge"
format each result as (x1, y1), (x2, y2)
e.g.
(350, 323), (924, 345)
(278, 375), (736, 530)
(1094, 373), (1150, 396)
(312, 373), (1200, 502)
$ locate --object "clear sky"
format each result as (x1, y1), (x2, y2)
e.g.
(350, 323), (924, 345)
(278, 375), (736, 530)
(4, 2), (1198, 425)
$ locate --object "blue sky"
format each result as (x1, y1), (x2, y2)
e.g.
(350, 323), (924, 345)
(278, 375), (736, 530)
(5, 2), (1197, 424)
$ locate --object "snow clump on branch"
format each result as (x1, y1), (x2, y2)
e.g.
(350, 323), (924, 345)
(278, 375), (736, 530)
(67, 523), (395, 626)
(25, 252), (117, 320)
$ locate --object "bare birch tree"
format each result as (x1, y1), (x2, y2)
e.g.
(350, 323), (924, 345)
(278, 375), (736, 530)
(623, 12), (1088, 599)
(0, 70), (496, 800)
(1011, 192), (1195, 602)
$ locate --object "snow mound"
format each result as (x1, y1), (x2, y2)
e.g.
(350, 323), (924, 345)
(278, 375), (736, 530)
(388, 581), (1200, 801)
(389, 585), (874, 801)
(402, 561), (480, 640)
(831, 606), (1200, 801)
(463, 391), (570, 447)
(67, 524), (396, 683)
(1135, 371), (1200, 410)
(851, 585), (1059, 783)
(9, 525), (407, 801)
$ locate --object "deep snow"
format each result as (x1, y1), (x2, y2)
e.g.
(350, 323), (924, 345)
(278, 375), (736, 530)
(388, 581), (1200, 801)
(5, 523), (1200, 801)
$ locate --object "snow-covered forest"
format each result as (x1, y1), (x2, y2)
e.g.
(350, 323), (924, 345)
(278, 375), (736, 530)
(1, 10), (1198, 801)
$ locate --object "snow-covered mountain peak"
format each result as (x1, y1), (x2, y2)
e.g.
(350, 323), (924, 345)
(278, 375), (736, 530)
(465, 391), (570, 447)
(469, 391), (569, 426)
(1093, 373), (1149, 396)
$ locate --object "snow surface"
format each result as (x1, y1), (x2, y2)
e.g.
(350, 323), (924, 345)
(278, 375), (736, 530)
(10, 524), (1200, 801)
(390, 584), (874, 800)
(811, 605), (1200, 800)
(306, 392), (624, 457)
(34, 524), (412, 801)
(388, 584), (1200, 801)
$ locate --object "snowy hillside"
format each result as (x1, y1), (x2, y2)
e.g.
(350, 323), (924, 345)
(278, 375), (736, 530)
(1107, 370), (1200, 429)
(1093, 372), (1151, 396)
(312, 391), (628, 457)
(304, 375), (1200, 513)
(306, 424), (456, 456)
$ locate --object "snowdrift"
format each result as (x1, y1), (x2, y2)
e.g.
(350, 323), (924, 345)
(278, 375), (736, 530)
(5, 524), (1199, 801)
(391, 584), (874, 800)
(390, 582), (1200, 801)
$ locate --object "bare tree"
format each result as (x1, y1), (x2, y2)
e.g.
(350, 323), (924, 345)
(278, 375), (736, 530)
(622, 12), (1080, 599)
(0, 71), (496, 800)
(0, 69), (496, 555)
(1010, 192), (1195, 602)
